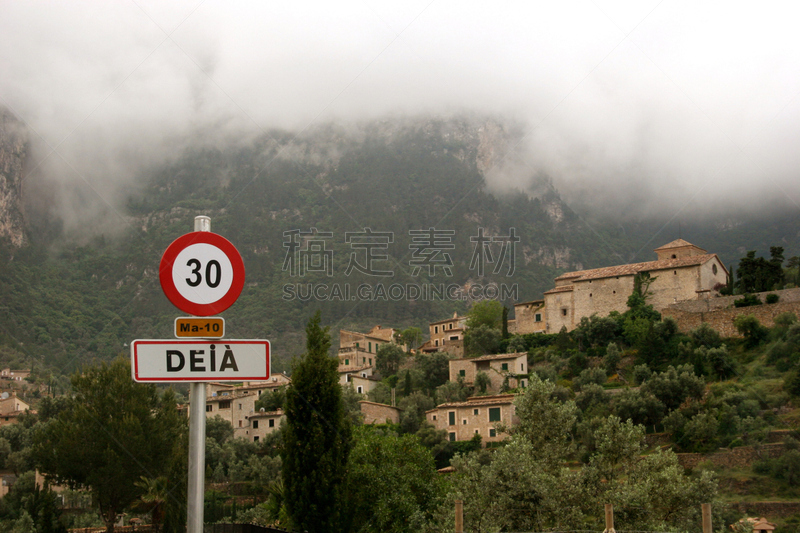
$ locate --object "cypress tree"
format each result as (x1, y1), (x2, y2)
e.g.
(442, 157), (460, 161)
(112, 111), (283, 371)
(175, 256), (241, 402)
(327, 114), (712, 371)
(282, 312), (352, 533)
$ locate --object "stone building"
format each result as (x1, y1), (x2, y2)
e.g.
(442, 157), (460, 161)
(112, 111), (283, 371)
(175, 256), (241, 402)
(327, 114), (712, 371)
(426, 394), (517, 445)
(422, 312), (467, 354)
(205, 389), (259, 431)
(0, 392), (29, 427)
(512, 299), (547, 335)
(359, 401), (401, 425)
(0, 368), (30, 382)
(449, 353), (528, 393)
(235, 408), (285, 442)
(543, 239), (728, 333)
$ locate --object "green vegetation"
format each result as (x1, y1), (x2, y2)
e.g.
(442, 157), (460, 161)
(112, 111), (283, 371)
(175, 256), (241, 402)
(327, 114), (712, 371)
(282, 312), (351, 533)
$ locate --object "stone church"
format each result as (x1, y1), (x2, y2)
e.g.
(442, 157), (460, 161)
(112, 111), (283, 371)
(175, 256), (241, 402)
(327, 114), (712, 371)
(517, 239), (729, 334)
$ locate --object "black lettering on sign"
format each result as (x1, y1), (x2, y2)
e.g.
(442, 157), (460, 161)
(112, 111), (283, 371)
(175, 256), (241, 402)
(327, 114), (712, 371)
(219, 345), (238, 372)
(167, 350), (185, 371)
(190, 350), (205, 371)
(179, 323), (191, 333)
(210, 345), (216, 372)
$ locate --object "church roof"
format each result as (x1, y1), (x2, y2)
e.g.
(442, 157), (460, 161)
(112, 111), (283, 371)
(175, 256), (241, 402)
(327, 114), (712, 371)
(654, 239), (706, 252)
(554, 254), (722, 282)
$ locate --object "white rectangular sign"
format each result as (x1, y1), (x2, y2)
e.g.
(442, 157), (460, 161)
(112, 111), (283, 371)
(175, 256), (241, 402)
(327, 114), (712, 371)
(131, 339), (270, 382)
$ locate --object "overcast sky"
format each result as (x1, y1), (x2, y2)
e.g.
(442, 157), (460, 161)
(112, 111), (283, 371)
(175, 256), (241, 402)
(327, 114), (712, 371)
(1, 1), (799, 224)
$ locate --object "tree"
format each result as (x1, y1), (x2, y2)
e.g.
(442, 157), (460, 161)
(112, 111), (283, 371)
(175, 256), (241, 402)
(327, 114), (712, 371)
(396, 327), (423, 351)
(466, 300), (504, 330)
(737, 248), (785, 293)
(32, 358), (185, 533)
(463, 324), (501, 356)
(282, 312), (351, 533)
(640, 365), (704, 412)
(344, 427), (441, 533)
(376, 343), (406, 377)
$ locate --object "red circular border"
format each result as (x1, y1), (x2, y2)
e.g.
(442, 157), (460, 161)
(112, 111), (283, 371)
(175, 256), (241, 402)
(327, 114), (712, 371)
(159, 232), (245, 316)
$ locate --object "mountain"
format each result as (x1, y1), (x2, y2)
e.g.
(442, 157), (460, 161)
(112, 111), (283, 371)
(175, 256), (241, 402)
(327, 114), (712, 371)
(0, 110), (798, 375)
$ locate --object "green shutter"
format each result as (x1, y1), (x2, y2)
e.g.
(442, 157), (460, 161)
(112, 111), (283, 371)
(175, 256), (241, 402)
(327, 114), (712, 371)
(489, 407), (501, 422)
(449, 412), (456, 425)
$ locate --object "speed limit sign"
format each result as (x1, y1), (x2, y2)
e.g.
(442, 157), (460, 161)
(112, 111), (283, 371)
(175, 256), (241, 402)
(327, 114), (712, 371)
(159, 232), (245, 316)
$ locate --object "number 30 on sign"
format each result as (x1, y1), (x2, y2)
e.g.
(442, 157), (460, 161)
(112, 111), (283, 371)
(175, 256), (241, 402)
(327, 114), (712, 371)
(159, 232), (245, 316)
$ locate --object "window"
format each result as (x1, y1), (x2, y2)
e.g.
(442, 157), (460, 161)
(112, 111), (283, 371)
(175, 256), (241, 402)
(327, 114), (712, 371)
(369, 358), (372, 365)
(362, 358), (366, 364)
(462, 419), (467, 425)
(435, 326), (439, 334)
(356, 342), (359, 348)
(521, 380), (526, 388)
(489, 428), (496, 438)
(433, 415), (437, 421)
(345, 359), (349, 365)
(473, 408), (479, 415)
(219, 400), (231, 409)
(435, 340), (439, 346)
(357, 386), (363, 394)
(253, 420), (259, 429)
(269, 419), (275, 427)
(459, 369), (465, 377)
(449, 412), (456, 426)
(206, 405), (212, 412)
(561, 308), (568, 316)
(521, 363), (524, 371)
(239, 420), (242, 427)
(589, 293), (592, 297)
(712, 264), (718, 275)
(449, 432), (456, 442)
(489, 407), (501, 422)
(238, 403), (242, 410)
(450, 323), (454, 329)
(501, 363), (508, 371)
(671, 254), (677, 259)
(450, 336), (458, 340)
(535, 313), (542, 322)
(254, 436), (259, 442)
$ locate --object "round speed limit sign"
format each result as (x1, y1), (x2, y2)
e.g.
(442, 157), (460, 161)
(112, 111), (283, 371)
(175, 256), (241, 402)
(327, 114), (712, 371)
(159, 232), (245, 316)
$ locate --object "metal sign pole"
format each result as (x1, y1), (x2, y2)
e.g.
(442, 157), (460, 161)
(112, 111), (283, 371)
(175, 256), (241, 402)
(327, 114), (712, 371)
(187, 216), (211, 533)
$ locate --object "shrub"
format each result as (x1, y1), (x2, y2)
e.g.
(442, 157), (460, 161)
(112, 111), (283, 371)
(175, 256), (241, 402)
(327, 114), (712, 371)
(766, 293), (780, 304)
(734, 314), (769, 348)
(734, 294), (761, 308)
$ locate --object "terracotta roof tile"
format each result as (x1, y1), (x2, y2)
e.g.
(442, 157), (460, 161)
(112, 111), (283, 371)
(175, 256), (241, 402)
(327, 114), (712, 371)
(554, 254), (721, 282)
(654, 239), (704, 251)
(544, 285), (574, 294)
(428, 394), (517, 412)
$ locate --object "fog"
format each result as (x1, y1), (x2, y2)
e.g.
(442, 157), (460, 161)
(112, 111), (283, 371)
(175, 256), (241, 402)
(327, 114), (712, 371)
(2, 1), (799, 229)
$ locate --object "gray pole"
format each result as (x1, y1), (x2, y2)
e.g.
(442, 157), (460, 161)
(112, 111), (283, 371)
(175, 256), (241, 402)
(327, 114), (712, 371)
(187, 215), (211, 533)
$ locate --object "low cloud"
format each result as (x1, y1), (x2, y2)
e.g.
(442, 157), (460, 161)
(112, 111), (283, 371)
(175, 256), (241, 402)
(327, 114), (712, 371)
(2, 1), (799, 230)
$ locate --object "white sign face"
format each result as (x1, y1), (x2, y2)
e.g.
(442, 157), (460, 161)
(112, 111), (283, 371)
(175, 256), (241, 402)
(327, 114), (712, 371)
(131, 339), (270, 382)
(172, 243), (235, 305)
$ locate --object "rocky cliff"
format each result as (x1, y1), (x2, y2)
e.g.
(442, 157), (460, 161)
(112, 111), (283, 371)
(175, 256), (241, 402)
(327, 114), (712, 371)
(0, 108), (26, 247)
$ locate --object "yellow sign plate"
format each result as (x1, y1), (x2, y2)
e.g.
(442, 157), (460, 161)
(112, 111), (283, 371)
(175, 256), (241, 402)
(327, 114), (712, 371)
(174, 317), (225, 338)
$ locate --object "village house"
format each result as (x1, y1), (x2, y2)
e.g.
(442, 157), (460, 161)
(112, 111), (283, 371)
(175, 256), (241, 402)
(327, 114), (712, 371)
(204, 389), (259, 431)
(0, 368), (30, 382)
(449, 353), (528, 393)
(0, 392), (30, 427)
(420, 312), (466, 356)
(511, 299), (546, 335)
(540, 239), (728, 333)
(235, 408), (285, 442)
(426, 394), (517, 445)
(337, 324), (402, 389)
(359, 400), (401, 425)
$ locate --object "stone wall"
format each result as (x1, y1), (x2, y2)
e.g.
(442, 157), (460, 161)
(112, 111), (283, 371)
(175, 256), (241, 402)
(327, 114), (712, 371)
(663, 288), (800, 336)
(676, 443), (785, 470)
(733, 501), (800, 519)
